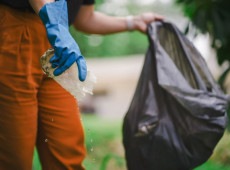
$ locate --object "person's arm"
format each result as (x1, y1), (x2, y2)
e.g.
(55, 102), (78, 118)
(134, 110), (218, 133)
(29, 0), (87, 81)
(28, 0), (54, 13)
(73, 5), (163, 34)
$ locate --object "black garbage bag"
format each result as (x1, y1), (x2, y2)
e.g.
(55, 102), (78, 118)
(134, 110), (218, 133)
(122, 21), (229, 170)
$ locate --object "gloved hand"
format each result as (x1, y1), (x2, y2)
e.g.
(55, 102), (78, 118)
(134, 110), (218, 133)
(39, 0), (87, 81)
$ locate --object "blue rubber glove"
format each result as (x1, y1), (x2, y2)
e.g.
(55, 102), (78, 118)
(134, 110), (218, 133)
(39, 0), (87, 81)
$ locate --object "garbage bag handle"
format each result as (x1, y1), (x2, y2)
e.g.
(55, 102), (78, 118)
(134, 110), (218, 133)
(146, 21), (208, 91)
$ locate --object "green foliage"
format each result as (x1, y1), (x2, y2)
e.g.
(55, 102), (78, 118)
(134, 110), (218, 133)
(176, 0), (230, 132)
(176, 0), (230, 65)
(70, 26), (148, 58)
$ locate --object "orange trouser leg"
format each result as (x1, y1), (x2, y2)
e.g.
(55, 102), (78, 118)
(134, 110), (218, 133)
(0, 5), (47, 170)
(37, 76), (86, 170)
(0, 4), (86, 170)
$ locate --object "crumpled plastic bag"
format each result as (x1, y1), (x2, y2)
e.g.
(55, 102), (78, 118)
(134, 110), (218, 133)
(40, 48), (96, 101)
(123, 21), (229, 170)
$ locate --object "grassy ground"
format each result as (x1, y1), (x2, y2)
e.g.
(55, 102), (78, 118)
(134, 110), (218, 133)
(32, 114), (230, 170)
(82, 115), (126, 170)
(195, 161), (230, 170)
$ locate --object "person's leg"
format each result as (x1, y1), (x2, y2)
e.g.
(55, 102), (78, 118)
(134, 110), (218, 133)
(0, 91), (37, 170)
(37, 76), (86, 170)
(0, 5), (49, 170)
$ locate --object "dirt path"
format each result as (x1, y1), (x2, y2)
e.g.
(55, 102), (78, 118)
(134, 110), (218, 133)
(80, 54), (145, 119)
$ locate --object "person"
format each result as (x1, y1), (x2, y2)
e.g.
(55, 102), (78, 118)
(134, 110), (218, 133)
(0, 0), (163, 169)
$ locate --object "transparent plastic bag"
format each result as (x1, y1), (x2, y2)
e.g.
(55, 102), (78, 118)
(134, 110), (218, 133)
(40, 48), (96, 101)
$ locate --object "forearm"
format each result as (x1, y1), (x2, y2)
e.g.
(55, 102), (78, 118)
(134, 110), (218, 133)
(74, 6), (130, 35)
(29, 0), (54, 13)
(74, 5), (163, 35)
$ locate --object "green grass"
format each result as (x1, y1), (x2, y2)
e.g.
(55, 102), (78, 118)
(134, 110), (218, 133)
(195, 161), (230, 170)
(82, 115), (126, 170)
(32, 149), (41, 170)
(32, 114), (230, 170)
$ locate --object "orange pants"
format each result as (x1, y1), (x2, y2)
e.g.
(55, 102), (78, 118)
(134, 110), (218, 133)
(0, 4), (86, 170)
